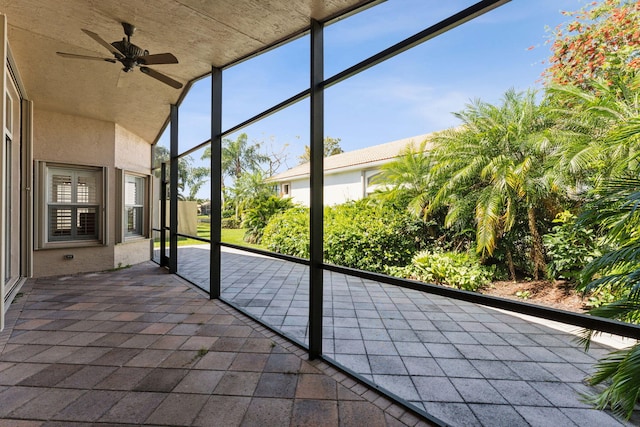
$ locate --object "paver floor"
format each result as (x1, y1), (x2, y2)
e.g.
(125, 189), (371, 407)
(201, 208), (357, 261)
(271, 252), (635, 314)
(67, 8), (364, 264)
(0, 262), (429, 426)
(175, 245), (639, 427)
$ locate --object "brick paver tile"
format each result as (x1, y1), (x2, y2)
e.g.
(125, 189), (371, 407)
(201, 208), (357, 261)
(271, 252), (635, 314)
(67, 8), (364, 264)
(193, 350), (236, 370)
(174, 370), (224, 394)
(292, 399), (338, 426)
(145, 393), (209, 425)
(295, 374), (337, 400)
(339, 400), (387, 427)
(57, 365), (118, 388)
(52, 389), (124, 422)
(100, 391), (166, 424)
(93, 366), (148, 390)
(489, 379), (553, 406)
(134, 368), (188, 392)
(0, 386), (45, 417)
(193, 395), (251, 427)
(240, 397), (293, 427)
(124, 349), (172, 368)
(8, 388), (84, 419)
(254, 372), (298, 398)
(212, 371), (261, 396)
(469, 403), (529, 427)
(229, 352), (269, 372)
(18, 363), (82, 387)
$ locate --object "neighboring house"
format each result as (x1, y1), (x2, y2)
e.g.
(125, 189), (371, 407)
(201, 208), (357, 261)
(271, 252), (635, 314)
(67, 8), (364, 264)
(269, 134), (432, 206)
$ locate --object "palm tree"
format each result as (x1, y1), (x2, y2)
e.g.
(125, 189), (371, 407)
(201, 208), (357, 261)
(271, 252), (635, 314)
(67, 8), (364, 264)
(577, 176), (640, 420)
(202, 133), (269, 185)
(428, 89), (564, 280)
(298, 136), (343, 164)
(372, 139), (436, 219)
(548, 73), (640, 183)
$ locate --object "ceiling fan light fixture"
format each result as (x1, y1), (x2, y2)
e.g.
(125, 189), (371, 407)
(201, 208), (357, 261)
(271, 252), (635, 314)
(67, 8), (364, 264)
(56, 22), (183, 89)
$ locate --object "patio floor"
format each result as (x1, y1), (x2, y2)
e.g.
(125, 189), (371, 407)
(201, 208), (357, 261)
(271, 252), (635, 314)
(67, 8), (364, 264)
(0, 262), (428, 426)
(174, 246), (637, 427)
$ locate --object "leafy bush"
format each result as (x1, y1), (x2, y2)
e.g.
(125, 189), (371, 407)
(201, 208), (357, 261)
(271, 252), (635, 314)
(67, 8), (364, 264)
(323, 201), (424, 273)
(388, 250), (495, 292)
(543, 211), (600, 282)
(242, 196), (294, 244)
(221, 217), (241, 229)
(262, 200), (426, 272)
(262, 207), (309, 258)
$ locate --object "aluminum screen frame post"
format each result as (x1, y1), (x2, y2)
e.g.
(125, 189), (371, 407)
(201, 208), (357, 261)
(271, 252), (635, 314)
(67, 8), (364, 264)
(210, 66), (223, 299)
(169, 104), (179, 273)
(309, 18), (324, 359)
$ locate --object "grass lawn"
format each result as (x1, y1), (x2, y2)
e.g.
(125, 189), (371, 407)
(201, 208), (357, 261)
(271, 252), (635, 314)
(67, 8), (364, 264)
(156, 221), (263, 250)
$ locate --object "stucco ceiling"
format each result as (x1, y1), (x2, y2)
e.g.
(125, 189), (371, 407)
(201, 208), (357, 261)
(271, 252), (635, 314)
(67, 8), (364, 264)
(1, 0), (378, 143)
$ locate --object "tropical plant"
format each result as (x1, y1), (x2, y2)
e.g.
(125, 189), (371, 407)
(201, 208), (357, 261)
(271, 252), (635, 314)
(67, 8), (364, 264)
(153, 145), (210, 201)
(577, 176), (640, 420)
(387, 250), (495, 292)
(548, 73), (640, 184)
(242, 196), (294, 244)
(427, 88), (565, 280)
(227, 170), (274, 221)
(372, 138), (436, 219)
(202, 133), (269, 184)
(543, 210), (601, 281)
(298, 136), (344, 164)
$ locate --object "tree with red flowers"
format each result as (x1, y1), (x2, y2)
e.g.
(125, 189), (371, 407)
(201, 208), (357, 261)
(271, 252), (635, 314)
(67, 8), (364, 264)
(545, 0), (640, 88)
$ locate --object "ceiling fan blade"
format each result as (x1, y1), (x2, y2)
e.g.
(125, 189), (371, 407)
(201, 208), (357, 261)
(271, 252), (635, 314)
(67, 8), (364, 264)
(140, 67), (183, 89)
(56, 52), (118, 63)
(81, 29), (124, 58)
(138, 53), (179, 65)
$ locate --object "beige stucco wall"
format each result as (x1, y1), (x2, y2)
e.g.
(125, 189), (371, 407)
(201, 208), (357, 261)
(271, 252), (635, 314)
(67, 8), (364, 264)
(32, 109), (152, 277)
(114, 124), (152, 267)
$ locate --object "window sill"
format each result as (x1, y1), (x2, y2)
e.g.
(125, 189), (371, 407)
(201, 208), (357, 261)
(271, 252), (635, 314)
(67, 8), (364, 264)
(36, 240), (104, 250)
(119, 236), (151, 245)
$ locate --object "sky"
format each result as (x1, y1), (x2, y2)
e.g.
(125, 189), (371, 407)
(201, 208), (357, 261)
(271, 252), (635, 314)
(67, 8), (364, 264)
(159, 0), (588, 198)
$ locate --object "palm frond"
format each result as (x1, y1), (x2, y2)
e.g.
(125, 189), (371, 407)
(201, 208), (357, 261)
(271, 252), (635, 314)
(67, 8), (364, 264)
(583, 343), (640, 420)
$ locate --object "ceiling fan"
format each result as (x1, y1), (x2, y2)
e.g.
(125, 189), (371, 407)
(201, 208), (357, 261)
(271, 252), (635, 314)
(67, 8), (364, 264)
(56, 22), (183, 89)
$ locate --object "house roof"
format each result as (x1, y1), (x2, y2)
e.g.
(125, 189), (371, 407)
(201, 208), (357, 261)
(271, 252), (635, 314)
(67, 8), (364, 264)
(4, 0), (379, 143)
(269, 133), (432, 181)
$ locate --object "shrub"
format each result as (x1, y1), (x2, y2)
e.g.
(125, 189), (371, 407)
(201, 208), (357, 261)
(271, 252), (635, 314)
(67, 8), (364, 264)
(262, 207), (309, 258)
(242, 196), (294, 244)
(543, 211), (600, 282)
(262, 200), (426, 272)
(388, 250), (495, 292)
(324, 201), (422, 273)
(221, 217), (241, 229)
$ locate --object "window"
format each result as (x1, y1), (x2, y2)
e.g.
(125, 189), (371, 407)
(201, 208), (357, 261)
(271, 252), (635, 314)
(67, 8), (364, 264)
(124, 173), (145, 238)
(37, 163), (104, 247)
(282, 182), (290, 196)
(116, 170), (149, 242)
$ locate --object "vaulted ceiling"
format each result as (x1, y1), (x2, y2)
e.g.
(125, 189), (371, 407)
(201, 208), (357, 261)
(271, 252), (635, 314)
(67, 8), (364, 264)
(2, 0), (378, 142)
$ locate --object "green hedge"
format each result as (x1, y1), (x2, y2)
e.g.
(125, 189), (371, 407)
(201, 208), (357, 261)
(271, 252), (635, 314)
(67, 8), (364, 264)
(262, 201), (425, 273)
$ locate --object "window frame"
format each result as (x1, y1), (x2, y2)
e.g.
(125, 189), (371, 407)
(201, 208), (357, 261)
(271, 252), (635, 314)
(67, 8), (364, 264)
(116, 169), (150, 243)
(35, 161), (107, 249)
(281, 182), (291, 197)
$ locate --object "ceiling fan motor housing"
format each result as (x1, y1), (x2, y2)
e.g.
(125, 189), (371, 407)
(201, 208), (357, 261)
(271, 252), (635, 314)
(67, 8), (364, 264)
(111, 40), (148, 71)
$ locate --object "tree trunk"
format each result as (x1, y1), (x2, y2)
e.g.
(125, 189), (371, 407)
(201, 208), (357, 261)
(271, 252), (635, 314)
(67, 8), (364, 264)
(505, 248), (517, 282)
(527, 206), (547, 280)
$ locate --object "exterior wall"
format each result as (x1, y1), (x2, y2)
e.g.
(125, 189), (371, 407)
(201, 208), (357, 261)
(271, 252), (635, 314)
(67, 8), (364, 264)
(290, 179), (310, 206)
(287, 168), (381, 207)
(32, 110), (153, 277)
(114, 124), (152, 267)
(324, 170), (363, 206)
